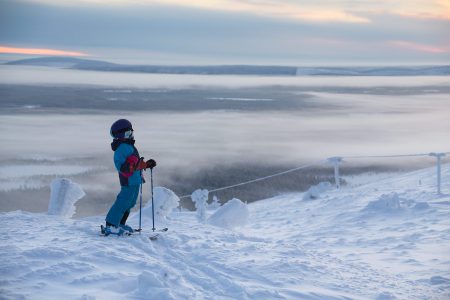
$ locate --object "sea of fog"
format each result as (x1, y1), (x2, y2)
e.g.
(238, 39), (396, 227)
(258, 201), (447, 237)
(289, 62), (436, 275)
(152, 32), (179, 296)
(1, 65), (449, 215)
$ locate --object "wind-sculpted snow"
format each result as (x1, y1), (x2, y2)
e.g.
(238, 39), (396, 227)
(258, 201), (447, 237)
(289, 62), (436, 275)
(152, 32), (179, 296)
(1, 165), (449, 299)
(302, 181), (332, 201)
(208, 198), (249, 229)
(142, 186), (180, 222)
(191, 189), (209, 223)
(47, 178), (85, 218)
(363, 192), (432, 215)
(137, 187), (180, 228)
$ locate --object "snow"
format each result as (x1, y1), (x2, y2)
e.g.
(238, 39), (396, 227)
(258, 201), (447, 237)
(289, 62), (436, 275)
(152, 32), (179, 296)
(208, 198), (249, 229)
(208, 195), (221, 210)
(143, 186), (180, 223)
(302, 181), (332, 200)
(47, 178), (85, 218)
(1, 164), (450, 299)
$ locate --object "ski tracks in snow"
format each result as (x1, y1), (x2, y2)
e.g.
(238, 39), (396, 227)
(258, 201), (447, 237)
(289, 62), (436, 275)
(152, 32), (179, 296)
(1, 164), (450, 299)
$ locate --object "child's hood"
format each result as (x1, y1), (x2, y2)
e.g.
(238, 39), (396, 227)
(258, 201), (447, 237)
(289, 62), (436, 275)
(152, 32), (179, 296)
(111, 139), (135, 151)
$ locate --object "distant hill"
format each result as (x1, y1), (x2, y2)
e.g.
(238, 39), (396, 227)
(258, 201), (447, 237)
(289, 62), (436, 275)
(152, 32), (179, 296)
(5, 56), (119, 69)
(295, 66), (450, 76)
(6, 56), (450, 76)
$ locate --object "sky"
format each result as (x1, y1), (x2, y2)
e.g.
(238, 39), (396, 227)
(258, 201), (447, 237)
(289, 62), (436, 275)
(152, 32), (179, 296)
(0, 0), (449, 65)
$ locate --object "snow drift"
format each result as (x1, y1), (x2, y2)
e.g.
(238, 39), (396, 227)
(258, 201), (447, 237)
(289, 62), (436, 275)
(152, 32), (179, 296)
(363, 192), (431, 214)
(208, 198), (249, 229)
(302, 181), (332, 200)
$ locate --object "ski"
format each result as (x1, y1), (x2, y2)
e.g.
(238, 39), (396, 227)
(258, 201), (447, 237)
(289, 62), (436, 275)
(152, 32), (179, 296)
(148, 228), (168, 240)
(100, 225), (168, 240)
(134, 227), (168, 233)
(149, 233), (159, 241)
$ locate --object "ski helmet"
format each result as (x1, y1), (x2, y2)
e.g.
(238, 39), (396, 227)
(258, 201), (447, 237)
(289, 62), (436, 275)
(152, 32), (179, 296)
(110, 119), (133, 139)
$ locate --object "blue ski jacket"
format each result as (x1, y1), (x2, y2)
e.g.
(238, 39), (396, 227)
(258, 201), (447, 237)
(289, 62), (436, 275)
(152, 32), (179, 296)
(111, 139), (143, 186)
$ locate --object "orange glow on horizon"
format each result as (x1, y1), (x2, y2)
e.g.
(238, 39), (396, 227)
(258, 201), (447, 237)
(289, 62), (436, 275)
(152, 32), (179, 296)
(0, 46), (88, 57)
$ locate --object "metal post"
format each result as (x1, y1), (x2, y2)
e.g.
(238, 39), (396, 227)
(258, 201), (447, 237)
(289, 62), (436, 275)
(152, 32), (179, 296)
(429, 153), (446, 194)
(327, 157), (343, 189)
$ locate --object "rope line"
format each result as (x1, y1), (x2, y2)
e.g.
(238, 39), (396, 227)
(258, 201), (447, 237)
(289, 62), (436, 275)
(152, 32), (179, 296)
(343, 153), (429, 159)
(179, 151), (450, 199)
(179, 161), (324, 199)
(342, 152), (450, 159)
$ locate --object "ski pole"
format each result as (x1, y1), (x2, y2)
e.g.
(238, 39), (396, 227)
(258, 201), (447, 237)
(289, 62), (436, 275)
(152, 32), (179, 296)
(151, 167), (156, 232)
(138, 180), (143, 233)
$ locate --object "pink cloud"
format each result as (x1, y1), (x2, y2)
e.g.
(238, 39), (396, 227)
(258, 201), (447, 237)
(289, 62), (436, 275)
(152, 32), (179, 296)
(0, 46), (88, 56)
(389, 40), (450, 53)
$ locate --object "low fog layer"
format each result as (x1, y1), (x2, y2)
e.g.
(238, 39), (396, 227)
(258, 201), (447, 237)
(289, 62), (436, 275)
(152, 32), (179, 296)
(1, 158), (442, 216)
(0, 66), (449, 215)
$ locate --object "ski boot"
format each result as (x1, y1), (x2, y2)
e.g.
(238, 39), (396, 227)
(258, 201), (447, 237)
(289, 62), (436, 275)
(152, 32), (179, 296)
(119, 224), (134, 234)
(101, 224), (125, 236)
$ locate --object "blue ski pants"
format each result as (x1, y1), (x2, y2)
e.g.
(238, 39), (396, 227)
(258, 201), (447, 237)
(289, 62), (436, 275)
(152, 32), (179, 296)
(106, 185), (140, 227)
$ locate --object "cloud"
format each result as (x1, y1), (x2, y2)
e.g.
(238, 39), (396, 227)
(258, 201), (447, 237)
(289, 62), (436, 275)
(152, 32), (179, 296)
(392, 0), (450, 20)
(23, 0), (450, 21)
(156, 0), (370, 23)
(24, 0), (370, 23)
(0, 46), (88, 56)
(2, 0), (448, 65)
(389, 40), (450, 54)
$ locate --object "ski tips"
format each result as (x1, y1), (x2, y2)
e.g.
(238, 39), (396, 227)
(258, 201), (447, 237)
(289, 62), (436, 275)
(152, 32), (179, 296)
(149, 234), (159, 241)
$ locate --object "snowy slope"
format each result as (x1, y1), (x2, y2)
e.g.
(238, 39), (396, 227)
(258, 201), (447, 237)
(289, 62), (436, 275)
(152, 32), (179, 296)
(1, 165), (450, 299)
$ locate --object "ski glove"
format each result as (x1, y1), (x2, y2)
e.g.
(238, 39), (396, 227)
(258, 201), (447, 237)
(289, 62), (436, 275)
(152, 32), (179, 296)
(135, 157), (148, 171)
(146, 159), (157, 169)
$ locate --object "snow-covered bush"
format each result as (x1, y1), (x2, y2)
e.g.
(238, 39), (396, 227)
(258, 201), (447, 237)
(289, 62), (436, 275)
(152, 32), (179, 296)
(208, 195), (221, 210)
(364, 193), (403, 213)
(191, 189), (209, 222)
(145, 187), (180, 220)
(364, 193), (431, 215)
(208, 198), (249, 229)
(48, 178), (85, 218)
(303, 181), (332, 201)
(413, 202), (430, 210)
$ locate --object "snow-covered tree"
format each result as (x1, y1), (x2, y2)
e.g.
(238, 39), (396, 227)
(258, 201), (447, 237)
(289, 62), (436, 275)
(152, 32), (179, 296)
(191, 189), (209, 223)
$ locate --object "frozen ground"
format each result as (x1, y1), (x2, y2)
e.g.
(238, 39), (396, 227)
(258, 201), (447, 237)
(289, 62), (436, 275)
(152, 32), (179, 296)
(1, 164), (449, 299)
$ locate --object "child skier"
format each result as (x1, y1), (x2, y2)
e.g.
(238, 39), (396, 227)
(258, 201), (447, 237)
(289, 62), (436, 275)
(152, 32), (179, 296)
(103, 119), (156, 236)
